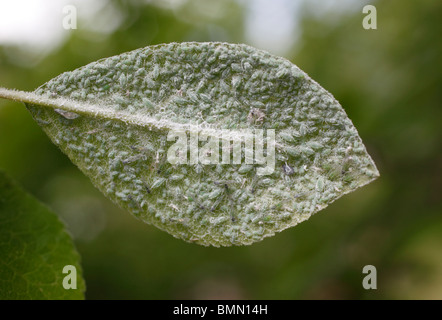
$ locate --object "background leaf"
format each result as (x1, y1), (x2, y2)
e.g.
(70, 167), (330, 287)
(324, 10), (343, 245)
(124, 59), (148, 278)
(0, 170), (85, 299)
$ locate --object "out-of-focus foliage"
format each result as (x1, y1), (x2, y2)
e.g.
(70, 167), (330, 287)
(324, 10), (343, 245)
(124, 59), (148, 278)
(0, 170), (85, 299)
(0, 0), (440, 299)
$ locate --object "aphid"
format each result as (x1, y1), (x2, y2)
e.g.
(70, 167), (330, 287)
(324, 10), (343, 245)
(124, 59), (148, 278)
(315, 178), (324, 192)
(186, 90), (198, 102)
(282, 163), (295, 175)
(260, 178), (274, 186)
(238, 165), (253, 174)
(248, 176), (260, 194)
(231, 63), (242, 72)
(231, 76), (241, 89)
(200, 93), (211, 103)
(300, 145), (315, 156)
(247, 108), (265, 124)
(208, 188), (223, 200)
(169, 174), (184, 181)
(279, 132), (295, 143)
(214, 180), (235, 187)
(210, 194), (225, 212)
(169, 203), (179, 212)
(151, 177), (166, 189)
(54, 109), (80, 120)
(152, 65), (160, 79)
(144, 77), (155, 88)
(122, 154), (147, 164)
(194, 163), (203, 174)
(35, 118), (50, 125)
(299, 123), (309, 136)
(241, 61), (252, 71)
(276, 67), (289, 78)
(220, 80), (229, 92)
(286, 147), (300, 157)
(143, 183), (151, 194)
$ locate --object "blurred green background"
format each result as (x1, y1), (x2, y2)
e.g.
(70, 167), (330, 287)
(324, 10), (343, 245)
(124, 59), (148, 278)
(0, 0), (441, 299)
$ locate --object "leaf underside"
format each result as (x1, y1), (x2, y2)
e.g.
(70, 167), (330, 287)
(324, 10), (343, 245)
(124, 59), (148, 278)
(26, 42), (379, 246)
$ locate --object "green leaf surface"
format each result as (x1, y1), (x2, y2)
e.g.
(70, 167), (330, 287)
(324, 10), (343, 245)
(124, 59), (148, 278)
(0, 170), (85, 299)
(0, 42), (379, 246)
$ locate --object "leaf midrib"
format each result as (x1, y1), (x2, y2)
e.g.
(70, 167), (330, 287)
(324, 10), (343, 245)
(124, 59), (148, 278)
(0, 87), (264, 143)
